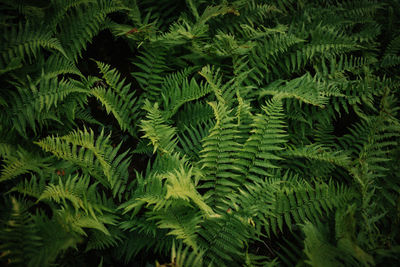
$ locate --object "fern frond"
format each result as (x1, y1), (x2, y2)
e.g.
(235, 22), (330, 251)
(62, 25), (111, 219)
(119, 172), (167, 215)
(283, 145), (351, 169)
(38, 174), (108, 220)
(57, 0), (127, 61)
(315, 54), (375, 79)
(140, 100), (178, 155)
(260, 73), (334, 108)
(46, 0), (95, 29)
(337, 0), (383, 19)
(271, 180), (350, 234)
(240, 24), (288, 41)
(150, 205), (202, 250)
(155, 3), (237, 47)
(159, 241), (205, 267)
(92, 61), (139, 136)
(35, 128), (131, 198)
(199, 101), (243, 211)
(114, 224), (173, 263)
(85, 226), (124, 251)
(75, 107), (104, 126)
(0, 197), (42, 266)
(178, 121), (213, 161)
(132, 46), (169, 103)
(302, 204), (376, 266)
(0, 22), (66, 68)
(0, 197), (83, 266)
(162, 165), (214, 216)
(199, 64), (254, 105)
(335, 205), (375, 266)
(0, 148), (51, 183)
(235, 91), (254, 145)
(9, 174), (47, 199)
(197, 213), (251, 267)
(302, 221), (344, 267)
(6, 75), (89, 137)
(210, 32), (255, 57)
(381, 33), (400, 67)
(198, 65), (226, 103)
(238, 97), (287, 182)
(210, 1), (280, 36)
(161, 68), (212, 119)
(0, 142), (13, 157)
(381, 55), (400, 68)
(0, 57), (22, 75)
(338, 116), (399, 176)
(248, 33), (304, 84)
(54, 206), (111, 236)
(35, 54), (83, 81)
(175, 101), (214, 130)
(232, 175), (351, 236)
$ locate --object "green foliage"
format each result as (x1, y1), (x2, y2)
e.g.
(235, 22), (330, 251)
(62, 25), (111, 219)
(0, 197), (43, 266)
(35, 128), (131, 198)
(140, 100), (178, 155)
(91, 60), (139, 136)
(1, 0), (400, 266)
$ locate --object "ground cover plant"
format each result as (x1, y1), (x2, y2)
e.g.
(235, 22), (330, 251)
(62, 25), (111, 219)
(1, 0), (400, 266)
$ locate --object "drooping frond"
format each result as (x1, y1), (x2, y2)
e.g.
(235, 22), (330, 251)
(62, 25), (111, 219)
(161, 68), (212, 119)
(119, 154), (190, 217)
(91, 61), (139, 136)
(270, 180), (350, 235)
(85, 226), (124, 252)
(9, 174), (48, 199)
(248, 33), (304, 84)
(381, 35), (400, 67)
(178, 121), (213, 161)
(199, 64), (253, 105)
(38, 54), (83, 80)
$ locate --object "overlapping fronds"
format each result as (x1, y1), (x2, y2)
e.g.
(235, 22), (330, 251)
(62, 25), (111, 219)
(1, 0), (399, 266)
(35, 128), (130, 198)
(4, 75), (88, 137)
(0, 22), (66, 69)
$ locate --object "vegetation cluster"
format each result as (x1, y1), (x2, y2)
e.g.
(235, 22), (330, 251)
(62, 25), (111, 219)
(0, 0), (400, 266)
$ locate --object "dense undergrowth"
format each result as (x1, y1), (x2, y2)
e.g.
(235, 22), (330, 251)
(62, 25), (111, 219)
(1, 0), (400, 266)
